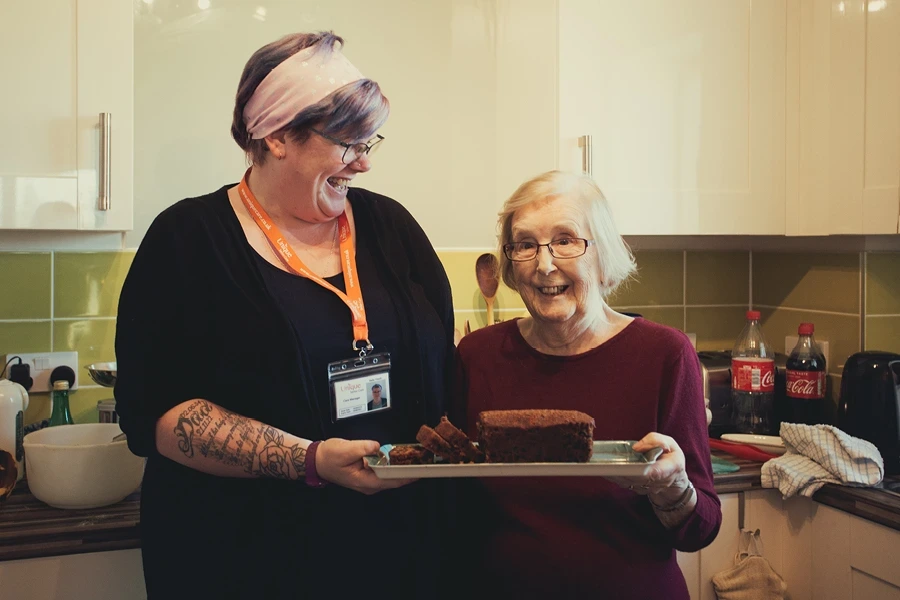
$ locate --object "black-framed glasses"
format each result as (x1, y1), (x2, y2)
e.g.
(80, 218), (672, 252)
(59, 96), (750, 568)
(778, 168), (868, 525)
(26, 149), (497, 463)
(309, 128), (384, 164)
(503, 238), (594, 262)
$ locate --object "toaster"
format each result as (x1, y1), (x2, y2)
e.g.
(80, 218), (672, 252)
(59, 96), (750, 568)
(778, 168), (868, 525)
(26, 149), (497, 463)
(837, 351), (900, 475)
(698, 350), (788, 438)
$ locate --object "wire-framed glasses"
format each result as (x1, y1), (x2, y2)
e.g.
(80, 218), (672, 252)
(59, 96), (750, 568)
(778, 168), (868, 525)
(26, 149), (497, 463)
(503, 238), (594, 262)
(309, 128), (384, 164)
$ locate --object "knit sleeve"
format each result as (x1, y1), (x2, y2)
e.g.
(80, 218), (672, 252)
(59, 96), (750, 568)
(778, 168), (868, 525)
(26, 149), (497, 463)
(114, 205), (203, 457)
(391, 200), (456, 399)
(656, 339), (723, 551)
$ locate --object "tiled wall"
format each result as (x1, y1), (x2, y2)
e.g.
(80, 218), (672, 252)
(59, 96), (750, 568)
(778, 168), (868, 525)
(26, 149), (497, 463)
(1, 249), (898, 425)
(440, 249), (751, 350)
(0, 252), (134, 424)
(866, 253), (900, 353)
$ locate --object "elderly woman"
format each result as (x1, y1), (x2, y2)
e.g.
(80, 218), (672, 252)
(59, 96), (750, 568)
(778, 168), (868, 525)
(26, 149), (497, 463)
(452, 170), (721, 598)
(115, 31), (453, 599)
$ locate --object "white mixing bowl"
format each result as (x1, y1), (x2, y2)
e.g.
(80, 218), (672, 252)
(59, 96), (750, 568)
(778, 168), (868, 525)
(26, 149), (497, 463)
(23, 423), (144, 509)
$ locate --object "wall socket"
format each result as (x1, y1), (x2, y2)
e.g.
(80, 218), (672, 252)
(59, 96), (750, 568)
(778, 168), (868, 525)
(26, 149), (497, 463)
(3, 352), (79, 393)
(784, 336), (830, 367)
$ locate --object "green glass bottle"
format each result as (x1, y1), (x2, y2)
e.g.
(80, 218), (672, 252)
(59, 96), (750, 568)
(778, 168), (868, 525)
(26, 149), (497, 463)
(49, 380), (75, 426)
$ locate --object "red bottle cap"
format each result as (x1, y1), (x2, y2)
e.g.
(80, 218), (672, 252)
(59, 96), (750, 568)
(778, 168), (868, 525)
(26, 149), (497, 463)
(798, 322), (814, 335)
(746, 310), (761, 320)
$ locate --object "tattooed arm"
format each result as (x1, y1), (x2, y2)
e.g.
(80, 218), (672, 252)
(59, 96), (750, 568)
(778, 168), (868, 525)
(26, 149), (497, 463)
(155, 399), (416, 492)
(155, 399), (310, 479)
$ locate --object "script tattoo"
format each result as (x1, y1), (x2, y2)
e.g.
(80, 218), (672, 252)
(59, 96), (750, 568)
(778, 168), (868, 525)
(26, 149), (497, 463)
(172, 400), (307, 479)
(174, 400), (213, 458)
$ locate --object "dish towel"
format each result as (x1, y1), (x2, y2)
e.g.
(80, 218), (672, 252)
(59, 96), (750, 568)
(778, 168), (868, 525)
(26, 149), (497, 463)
(760, 423), (884, 498)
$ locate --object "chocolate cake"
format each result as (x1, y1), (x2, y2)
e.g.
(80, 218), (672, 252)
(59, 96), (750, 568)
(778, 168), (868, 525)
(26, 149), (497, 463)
(415, 424), (458, 462)
(476, 409), (595, 463)
(434, 416), (485, 463)
(387, 445), (434, 465)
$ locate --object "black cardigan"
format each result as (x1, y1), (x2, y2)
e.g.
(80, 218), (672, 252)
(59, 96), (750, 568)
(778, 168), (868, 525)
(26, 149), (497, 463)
(114, 184), (455, 599)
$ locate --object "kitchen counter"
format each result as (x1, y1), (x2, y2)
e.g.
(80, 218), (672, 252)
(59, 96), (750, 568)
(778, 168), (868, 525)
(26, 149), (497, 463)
(0, 453), (898, 562)
(710, 449), (900, 533)
(0, 481), (140, 562)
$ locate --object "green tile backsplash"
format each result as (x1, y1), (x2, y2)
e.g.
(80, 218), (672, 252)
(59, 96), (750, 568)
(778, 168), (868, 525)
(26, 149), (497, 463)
(54, 252), (134, 318)
(0, 251), (130, 425)
(686, 251), (749, 306)
(866, 253), (900, 316)
(1, 249), (898, 426)
(753, 252), (860, 314)
(0, 253), (51, 319)
(607, 251), (684, 307)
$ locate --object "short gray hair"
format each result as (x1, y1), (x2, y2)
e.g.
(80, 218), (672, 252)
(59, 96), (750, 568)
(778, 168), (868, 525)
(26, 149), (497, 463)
(231, 31), (390, 165)
(497, 170), (636, 297)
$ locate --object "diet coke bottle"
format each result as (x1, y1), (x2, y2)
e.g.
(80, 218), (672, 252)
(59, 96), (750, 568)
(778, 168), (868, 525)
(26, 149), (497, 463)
(786, 323), (827, 425)
(731, 310), (776, 434)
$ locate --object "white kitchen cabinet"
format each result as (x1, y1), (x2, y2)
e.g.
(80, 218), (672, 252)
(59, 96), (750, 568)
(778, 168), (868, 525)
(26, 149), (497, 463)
(0, 0), (133, 231)
(811, 504), (900, 599)
(558, 0), (788, 235)
(0, 550), (146, 600)
(789, 0), (900, 235)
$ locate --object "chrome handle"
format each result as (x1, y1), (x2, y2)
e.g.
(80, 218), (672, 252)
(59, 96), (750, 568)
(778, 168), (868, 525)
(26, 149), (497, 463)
(98, 112), (111, 211)
(578, 134), (592, 176)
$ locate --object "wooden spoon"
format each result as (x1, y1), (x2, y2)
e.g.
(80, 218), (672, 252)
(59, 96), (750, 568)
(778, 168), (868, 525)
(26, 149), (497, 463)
(475, 253), (500, 326)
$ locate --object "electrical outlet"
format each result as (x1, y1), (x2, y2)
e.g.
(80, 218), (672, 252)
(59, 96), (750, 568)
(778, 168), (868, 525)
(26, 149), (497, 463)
(2, 352), (79, 392)
(785, 336), (830, 368)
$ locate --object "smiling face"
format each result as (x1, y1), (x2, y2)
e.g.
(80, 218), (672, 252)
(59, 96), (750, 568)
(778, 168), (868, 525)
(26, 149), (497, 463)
(276, 129), (374, 222)
(509, 195), (605, 327)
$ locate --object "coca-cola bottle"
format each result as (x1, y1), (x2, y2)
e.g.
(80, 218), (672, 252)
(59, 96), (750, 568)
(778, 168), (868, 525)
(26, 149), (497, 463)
(731, 310), (776, 434)
(786, 322), (827, 425)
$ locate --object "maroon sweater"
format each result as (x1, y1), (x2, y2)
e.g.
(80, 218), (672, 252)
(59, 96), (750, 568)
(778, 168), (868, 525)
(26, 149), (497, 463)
(453, 318), (721, 599)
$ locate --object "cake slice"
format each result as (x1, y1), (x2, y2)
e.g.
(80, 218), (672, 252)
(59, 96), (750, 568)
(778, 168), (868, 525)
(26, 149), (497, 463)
(434, 416), (485, 463)
(415, 424), (458, 463)
(477, 409), (595, 463)
(387, 445), (434, 465)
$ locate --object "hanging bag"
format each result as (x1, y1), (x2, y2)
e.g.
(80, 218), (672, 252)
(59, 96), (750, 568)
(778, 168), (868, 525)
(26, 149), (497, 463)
(711, 528), (787, 600)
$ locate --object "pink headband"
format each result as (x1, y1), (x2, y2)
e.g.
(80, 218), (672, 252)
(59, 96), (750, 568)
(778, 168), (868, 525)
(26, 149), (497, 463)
(243, 44), (364, 140)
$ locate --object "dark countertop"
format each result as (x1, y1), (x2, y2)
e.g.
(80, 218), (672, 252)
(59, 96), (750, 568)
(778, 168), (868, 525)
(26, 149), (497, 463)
(0, 481), (140, 562)
(0, 453), (898, 562)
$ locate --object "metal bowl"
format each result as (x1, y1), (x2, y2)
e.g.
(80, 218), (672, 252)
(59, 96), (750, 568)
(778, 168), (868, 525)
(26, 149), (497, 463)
(85, 362), (117, 388)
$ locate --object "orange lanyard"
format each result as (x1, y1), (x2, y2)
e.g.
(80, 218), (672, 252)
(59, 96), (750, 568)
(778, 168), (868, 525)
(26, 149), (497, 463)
(237, 169), (371, 352)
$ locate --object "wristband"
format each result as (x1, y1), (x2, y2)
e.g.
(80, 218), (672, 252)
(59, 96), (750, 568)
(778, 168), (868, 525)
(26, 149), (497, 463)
(648, 480), (694, 512)
(304, 441), (328, 488)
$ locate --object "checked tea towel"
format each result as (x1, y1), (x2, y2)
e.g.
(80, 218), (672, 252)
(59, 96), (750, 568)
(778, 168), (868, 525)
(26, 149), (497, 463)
(761, 423), (883, 498)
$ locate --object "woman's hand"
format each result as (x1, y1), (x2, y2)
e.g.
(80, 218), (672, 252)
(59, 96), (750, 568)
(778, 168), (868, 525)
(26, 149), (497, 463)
(606, 432), (691, 504)
(315, 438), (417, 494)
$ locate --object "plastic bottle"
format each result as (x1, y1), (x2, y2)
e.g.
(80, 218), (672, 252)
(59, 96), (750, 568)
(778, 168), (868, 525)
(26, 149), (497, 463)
(731, 310), (776, 434)
(49, 380), (74, 427)
(786, 323), (827, 425)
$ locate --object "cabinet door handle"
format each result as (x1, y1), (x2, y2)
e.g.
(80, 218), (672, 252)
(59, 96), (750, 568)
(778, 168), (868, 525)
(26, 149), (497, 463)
(578, 134), (592, 176)
(98, 112), (111, 211)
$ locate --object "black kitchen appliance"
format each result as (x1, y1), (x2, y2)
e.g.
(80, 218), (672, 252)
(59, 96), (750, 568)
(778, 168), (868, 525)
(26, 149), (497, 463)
(699, 350), (787, 438)
(836, 351), (900, 476)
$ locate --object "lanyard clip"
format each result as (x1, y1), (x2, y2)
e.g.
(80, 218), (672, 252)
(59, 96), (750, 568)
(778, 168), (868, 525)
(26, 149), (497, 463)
(353, 339), (374, 358)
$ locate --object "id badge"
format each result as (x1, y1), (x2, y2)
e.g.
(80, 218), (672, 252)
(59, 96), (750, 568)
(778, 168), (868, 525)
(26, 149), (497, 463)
(328, 352), (392, 422)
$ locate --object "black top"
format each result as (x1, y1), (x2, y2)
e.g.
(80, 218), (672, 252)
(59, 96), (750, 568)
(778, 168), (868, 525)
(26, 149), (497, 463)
(253, 236), (408, 442)
(115, 184), (455, 599)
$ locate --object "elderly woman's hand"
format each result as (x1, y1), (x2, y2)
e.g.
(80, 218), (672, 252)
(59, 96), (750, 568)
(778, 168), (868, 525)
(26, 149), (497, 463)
(606, 432), (692, 504)
(315, 438), (417, 495)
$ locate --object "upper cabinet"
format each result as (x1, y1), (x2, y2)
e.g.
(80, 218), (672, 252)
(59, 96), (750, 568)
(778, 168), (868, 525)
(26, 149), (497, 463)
(558, 0), (788, 235)
(0, 0), (133, 231)
(551, 0), (899, 236)
(790, 0), (900, 235)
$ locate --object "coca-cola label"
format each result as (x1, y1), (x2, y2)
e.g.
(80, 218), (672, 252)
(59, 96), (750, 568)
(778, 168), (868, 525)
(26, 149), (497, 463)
(786, 370), (826, 399)
(732, 358), (775, 392)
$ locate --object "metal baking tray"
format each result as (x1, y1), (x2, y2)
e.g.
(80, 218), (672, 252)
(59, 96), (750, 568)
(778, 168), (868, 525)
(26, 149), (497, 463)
(366, 441), (663, 479)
